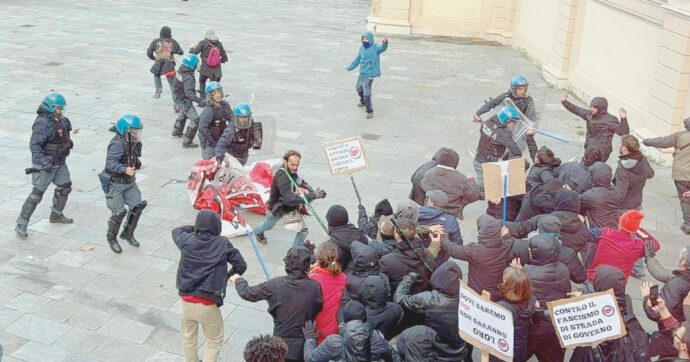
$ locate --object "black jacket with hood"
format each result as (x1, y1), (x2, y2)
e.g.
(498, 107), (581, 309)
(562, 97), (630, 162)
(394, 261), (467, 362)
(327, 228), (369, 272)
(492, 297), (536, 362)
(409, 148), (447, 205)
(379, 238), (436, 295)
(580, 162), (622, 228)
(396, 325), (438, 362)
(442, 214), (512, 301)
(357, 199), (393, 240)
(523, 233), (571, 307)
(346, 241), (388, 301)
(235, 246), (323, 361)
(147, 26), (183, 76)
(359, 275), (404, 339)
(556, 159), (595, 194)
(303, 300), (399, 362)
(515, 178), (565, 222)
(613, 150), (655, 209)
(173, 210), (247, 306)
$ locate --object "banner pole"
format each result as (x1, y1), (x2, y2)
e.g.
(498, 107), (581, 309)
(349, 174), (362, 205)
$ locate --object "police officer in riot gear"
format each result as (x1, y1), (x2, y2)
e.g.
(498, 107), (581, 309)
(198, 81), (233, 159)
(214, 103), (262, 165)
(16, 93), (74, 238)
(103, 114), (146, 254)
(173, 53), (205, 146)
(473, 75), (537, 124)
(473, 106), (524, 188)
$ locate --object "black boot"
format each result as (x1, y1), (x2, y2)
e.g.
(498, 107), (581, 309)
(172, 117), (186, 137)
(120, 201), (147, 247)
(182, 126), (199, 148)
(107, 211), (126, 254)
(16, 189), (44, 238)
(50, 183), (73, 224)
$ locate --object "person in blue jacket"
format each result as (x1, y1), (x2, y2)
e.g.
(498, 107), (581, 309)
(346, 32), (388, 119)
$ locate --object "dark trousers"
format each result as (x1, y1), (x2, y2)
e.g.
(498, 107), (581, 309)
(676, 180), (690, 228)
(527, 315), (564, 362)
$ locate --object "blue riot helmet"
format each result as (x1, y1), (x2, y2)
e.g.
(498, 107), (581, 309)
(497, 106), (521, 126)
(205, 81), (223, 101)
(115, 114), (143, 142)
(510, 75), (529, 98)
(41, 92), (67, 114)
(233, 103), (253, 129)
(181, 53), (200, 70)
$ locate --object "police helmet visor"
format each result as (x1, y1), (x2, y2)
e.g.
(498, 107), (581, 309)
(127, 128), (143, 143)
(515, 86), (528, 97)
(235, 116), (251, 130)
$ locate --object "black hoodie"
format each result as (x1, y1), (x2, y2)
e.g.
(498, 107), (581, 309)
(146, 26), (183, 75)
(379, 238), (436, 295)
(346, 242), (389, 301)
(235, 247), (323, 360)
(358, 199), (394, 240)
(394, 261), (466, 361)
(397, 326), (437, 362)
(360, 275), (403, 339)
(580, 162), (622, 228)
(327, 224), (369, 271)
(173, 210), (247, 306)
(523, 234), (571, 306)
(495, 297), (536, 362)
(442, 215), (512, 301)
(614, 150), (655, 209)
(562, 96), (630, 162)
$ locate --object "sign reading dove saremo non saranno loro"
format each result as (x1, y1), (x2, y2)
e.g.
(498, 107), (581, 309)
(323, 137), (370, 176)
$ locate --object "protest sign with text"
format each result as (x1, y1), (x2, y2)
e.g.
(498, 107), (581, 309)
(458, 284), (514, 362)
(323, 137), (369, 176)
(547, 290), (627, 348)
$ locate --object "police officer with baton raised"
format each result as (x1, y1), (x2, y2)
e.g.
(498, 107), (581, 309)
(16, 93), (74, 238)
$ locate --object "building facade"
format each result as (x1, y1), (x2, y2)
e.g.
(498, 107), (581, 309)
(368, 0), (690, 162)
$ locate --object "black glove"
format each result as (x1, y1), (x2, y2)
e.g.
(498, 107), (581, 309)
(197, 99), (206, 107)
(303, 320), (319, 340)
(644, 239), (656, 259)
(295, 177), (305, 187)
(358, 204), (366, 214)
(309, 188), (327, 200)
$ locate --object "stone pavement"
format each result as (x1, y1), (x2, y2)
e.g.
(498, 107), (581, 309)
(0, 0), (687, 361)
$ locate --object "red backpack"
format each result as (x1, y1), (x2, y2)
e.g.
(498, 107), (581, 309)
(206, 41), (221, 68)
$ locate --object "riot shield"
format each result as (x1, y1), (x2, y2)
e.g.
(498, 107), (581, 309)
(250, 115), (276, 155)
(478, 97), (535, 152)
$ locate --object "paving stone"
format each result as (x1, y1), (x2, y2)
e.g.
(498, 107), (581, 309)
(66, 306), (114, 331)
(88, 337), (156, 362)
(225, 305), (274, 335)
(11, 341), (70, 362)
(5, 314), (72, 345)
(0, 330), (29, 357)
(5, 292), (52, 313)
(53, 327), (109, 354)
(142, 327), (182, 355)
(36, 300), (80, 322)
(98, 316), (155, 344)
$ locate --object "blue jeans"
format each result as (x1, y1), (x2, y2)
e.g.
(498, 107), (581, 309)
(154, 75), (178, 105)
(254, 211), (307, 246)
(632, 258), (646, 276)
(356, 75), (374, 113)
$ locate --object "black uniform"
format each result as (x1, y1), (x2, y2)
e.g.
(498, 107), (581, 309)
(16, 106), (74, 237)
(214, 122), (260, 165)
(102, 133), (146, 253)
(198, 101), (232, 159)
(173, 64), (204, 142)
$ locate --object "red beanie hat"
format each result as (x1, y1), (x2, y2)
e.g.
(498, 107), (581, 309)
(619, 210), (644, 233)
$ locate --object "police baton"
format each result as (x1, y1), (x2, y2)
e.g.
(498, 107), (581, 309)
(245, 226), (271, 280)
(25, 166), (57, 175)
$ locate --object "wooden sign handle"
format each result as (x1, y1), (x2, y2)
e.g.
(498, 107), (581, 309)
(481, 290), (491, 362)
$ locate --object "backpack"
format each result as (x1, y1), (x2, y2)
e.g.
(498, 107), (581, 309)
(594, 315), (650, 362)
(154, 39), (173, 62)
(206, 41), (221, 68)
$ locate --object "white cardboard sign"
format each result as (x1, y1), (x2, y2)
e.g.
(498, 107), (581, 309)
(323, 137), (369, 176)
(547, 290), (627, 348)
(458, 284), (514, 362)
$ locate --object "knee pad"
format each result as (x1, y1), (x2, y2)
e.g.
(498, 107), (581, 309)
(131, 201), (148, 215)
(29, 188), (45, 203)
(55, 182), (72, 196)
(112, 209), (128, 219)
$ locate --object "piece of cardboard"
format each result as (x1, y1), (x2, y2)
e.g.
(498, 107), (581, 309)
(458, 285), (514, 362)
(547, 289), (627, 349)
(482, 158), (526, 201)
(322, 137), (370, 176)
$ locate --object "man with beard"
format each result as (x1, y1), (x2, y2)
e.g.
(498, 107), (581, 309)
(253, 150), (327, 246)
